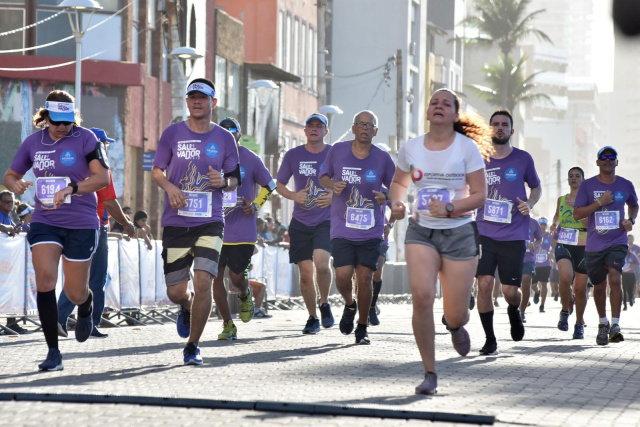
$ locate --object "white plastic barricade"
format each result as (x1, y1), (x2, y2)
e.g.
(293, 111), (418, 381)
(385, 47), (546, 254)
(139, 241), (157, 306)
(119, 239), (140, 309)
(261, 246), (293, 298)
(104, 238), (121, 309)
(0, 235), (26, 314)
(248, 245), (264, 281)
(154, 241), (171, 305)
(25, 244), (37, 312)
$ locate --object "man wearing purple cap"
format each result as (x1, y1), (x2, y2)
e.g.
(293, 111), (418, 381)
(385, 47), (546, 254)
(574, 146), (638, 345)
(276, 112), (334, 334)
(153, 78), (241, 365)
(57, 128), (135, 339)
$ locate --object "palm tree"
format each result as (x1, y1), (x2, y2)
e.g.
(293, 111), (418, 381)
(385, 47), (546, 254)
(467, 55), (553, 112)
(460, 0), (552, 108)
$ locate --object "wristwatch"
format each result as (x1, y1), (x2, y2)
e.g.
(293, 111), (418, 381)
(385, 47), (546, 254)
(251, 202), (259, 213)
(446, 203), (455, 217)
(220, 177), (228, 190)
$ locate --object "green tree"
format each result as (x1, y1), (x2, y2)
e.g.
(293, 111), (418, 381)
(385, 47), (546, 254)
(461, 0), (552, 108)
(468, 55), (553, 112)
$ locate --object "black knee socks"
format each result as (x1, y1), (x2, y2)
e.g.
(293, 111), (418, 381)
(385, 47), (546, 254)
(479, 310), (496, 341)
(371, 280), (382, 307)
(78, 290), (93, 318)
(37, 290), (58, 350)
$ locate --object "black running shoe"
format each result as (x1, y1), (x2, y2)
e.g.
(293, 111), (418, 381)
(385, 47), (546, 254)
(354, 323), (370, 345)
(507, 305), (525, 342)
(368, 306), (380, 326)
(533, 290), (540, 305)
(339, 301), (357, 335)
(469, 294), (476, 310)
(479, 339), (498, 355)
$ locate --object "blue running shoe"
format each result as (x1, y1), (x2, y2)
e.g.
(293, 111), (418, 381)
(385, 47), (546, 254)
(319, 303), (334, 328)
(38, 348), (63, 371)
(75, 310), (93, 343)
(177, 293), (193, 339)
(302, 316), (321, 334)
(183, 342), (203, 365)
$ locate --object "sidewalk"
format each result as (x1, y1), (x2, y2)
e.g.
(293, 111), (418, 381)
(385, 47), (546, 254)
(2, 294), (640, 426)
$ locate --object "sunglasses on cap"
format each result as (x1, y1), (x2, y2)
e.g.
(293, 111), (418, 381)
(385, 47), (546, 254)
(599, 154), (617, 161)
(223, 126), (238, 134)
(49, 119), (73, 126)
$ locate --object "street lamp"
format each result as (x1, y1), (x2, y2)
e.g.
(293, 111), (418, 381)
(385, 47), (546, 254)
(317, 104), (343, 143)
(59, 0), (103, 112)
(169, 46), (204, 120)
(248, 80), (279, 162)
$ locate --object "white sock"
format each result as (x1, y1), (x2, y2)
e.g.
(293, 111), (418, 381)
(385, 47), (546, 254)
(599, 317), (609, 325)
(612, 317), (620, 325)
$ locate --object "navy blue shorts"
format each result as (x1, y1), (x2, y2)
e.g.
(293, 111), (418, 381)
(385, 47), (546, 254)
(332, 238), (381, 271)
(27, 222), (98, 262)
(288, 218), (332, 263)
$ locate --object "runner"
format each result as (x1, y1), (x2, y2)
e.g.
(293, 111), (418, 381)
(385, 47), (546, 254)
(212, 117), (275, 340)
(319, 110), (395, 345)
(622, 244), (639, 310)
(520, 217), (542, 323)
(389, 89), (490, 395)
(4, 89), (110, 370)
(57, 128), (135, 339)
(152, 78), (241, 364)
(573, 147), (638, 345)
(476, 109), (541, 355)
(532, 217), (553, 312)
(550, 167), (589, 338)
(276, 113), (334, 334)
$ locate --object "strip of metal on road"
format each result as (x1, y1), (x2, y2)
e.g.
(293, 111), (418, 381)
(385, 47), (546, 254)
(0, 392), (495, 424)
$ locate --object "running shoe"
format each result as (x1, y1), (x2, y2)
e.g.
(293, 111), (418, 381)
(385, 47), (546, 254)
(623, 304), (628, 311)
(479, 339), (498, 355)
(57, 322), (68, 338)
(507, 305), (525, 341)
(302, 316), (321, 334)
(449, 326), (470, 356)
(38, 348), (64, 371)
(609, 324), (624, 343)
(415, 372), (438, 395)
(554, 295), (559, 302)
(90, 328), (108, 338)
(183, 342), (203, 365)
(596, 322), (610, 346)
(7, 323), (28, 334)
(469, 294), (475, 311)
(354, 323), (370, 345)
(319, 302), (335, 328)
(521, 312), (526, 324)
(539, 305), (545, 313)
(533, 290), (540, 305)
(375, 305), (380, 315)
(568, 294), (575, 315)
(339, 301), (357, 335)
(572, 323), (584, 340)
(238, 286), (254, 323)
(176, 304), (191, 339)
(557, 311), (569, 332)
(75, 310), (93, 343)
(218, 320), (237, 340)
(368, 306), (380, 326)
(441, 314), (448, 326)
(253, 308), (272, 318)
(493, 299), (499, 307)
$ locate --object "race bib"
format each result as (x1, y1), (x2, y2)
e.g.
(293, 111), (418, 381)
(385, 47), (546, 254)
(416, 187), (454, 215)
(36, 177), (70, 204)
(178, 191), (212, 218)
(482, 199), (512, 224)
(346, 207), (375, 230)
(536, 253), (548, 263)
(557, 228), (579, 245)
(222, 190), (237, 208)
(595, 210), (620, 231)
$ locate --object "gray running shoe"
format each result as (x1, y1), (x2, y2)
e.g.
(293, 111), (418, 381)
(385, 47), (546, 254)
(415, 372), (438, 395)
(596, 323), (610, 345)
(449, 326), (470, 356)
(609, 324), (624, 343)
(557, 311), (569, 332)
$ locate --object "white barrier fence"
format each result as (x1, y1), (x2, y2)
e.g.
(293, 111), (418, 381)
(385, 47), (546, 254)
(0, 235), (294, 315)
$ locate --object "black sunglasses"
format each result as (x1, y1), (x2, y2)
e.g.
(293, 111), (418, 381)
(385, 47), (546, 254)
(599, 154), (617, 161)
(49, 119), (73, 127)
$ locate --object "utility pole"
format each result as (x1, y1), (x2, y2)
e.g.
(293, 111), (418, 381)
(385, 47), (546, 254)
(395, 49), (404, 149)
(556, 159), (561, 200)
(317, 0), (327, 105)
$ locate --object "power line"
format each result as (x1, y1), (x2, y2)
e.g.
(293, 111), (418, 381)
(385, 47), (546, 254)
(0, 3), (130, 56)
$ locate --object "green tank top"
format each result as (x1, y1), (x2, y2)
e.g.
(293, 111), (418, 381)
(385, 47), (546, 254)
(558, 195), (586, 230)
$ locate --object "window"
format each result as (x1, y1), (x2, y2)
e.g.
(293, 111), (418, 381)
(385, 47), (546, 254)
(148, 0), (156, 29)
(293, 17), (299, 76)
(308, 27), (315, 88)
(285, 13), (292, 72)
(0, 8), (25, 55)
(311, 27), (317, 91)
(228, 61), (241, 113)
(410, 2), (419, 66)
(301, 22), (307, 87)
(215, 55), (227, 107)
(277, 10), (284, 68)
